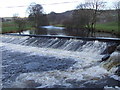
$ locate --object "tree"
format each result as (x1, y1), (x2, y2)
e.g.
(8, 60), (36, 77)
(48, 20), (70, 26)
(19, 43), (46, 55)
(72, 9), (91, 28)
(63, 0), (106, 37)
(63, 19), (73, 29)
(27, 3), (49, 28)
(76, 0), (106, 36)
(113, 1), (120, 36)
(13, 14), (27, 34)
(113, 1), (120, 10)
(113, 1), (120, 23)
(48, 12), (57, 25)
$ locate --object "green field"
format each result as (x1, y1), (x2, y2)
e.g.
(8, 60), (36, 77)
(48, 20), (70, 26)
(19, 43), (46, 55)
(2, 21), (33, 33)
(96, 22), (119, 34)
(2, 21), (119, 36)
(55, 22), (119, 34)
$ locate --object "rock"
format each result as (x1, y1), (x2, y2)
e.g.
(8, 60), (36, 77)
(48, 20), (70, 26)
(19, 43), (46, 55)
(115, 66), (120, 76)
(102, 52), (120, 70)
(101, 44), (118, 55)
(101, 54), (110, 61)
(116, 45), (120, 52)
(82, 77), (120, 88)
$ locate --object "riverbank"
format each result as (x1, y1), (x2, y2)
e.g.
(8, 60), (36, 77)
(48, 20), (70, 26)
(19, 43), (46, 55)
(1, 21), (34, 34)
(96, 22), (119, 36)
(55, 22), (119, 37)
(2, 21), (119, 37)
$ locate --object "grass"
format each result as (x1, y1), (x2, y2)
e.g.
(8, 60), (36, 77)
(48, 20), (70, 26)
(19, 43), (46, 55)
(54, 24), (64, 27)
(96, 22), (119, 34)
(2, 21), (33, 33)
(2, 21), (119, 36)
(55, 22), (119, 35)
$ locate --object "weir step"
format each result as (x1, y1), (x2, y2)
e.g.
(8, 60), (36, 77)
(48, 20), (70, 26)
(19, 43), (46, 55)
(3, 33), (120, 42)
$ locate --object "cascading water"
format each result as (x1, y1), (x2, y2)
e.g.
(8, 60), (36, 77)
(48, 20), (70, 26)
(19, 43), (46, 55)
(1, 35), (120, 88)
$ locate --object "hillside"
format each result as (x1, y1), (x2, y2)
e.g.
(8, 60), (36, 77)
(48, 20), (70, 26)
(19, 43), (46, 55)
(47, 10), (118, 25)
(47, 10), (73, 25)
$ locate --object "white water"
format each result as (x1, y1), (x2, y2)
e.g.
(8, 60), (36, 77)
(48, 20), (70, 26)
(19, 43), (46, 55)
(1, 35), (119, 88)
(1, 44), (108, 87)
(41, 26), (64, 30)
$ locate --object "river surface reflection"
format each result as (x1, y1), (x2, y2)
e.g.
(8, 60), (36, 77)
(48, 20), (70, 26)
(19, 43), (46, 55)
(19, 26), (117, 38)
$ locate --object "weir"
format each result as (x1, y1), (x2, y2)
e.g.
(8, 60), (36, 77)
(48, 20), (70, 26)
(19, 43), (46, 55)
(1, 35), (110, 52)
(1, 34), (120, 88)
(4, 33), (120, 42)
(1, 34), (120, 53)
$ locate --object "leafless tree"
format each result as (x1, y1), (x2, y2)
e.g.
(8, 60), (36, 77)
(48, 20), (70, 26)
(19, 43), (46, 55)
(27, 3), (48, 28)
(27, 3), (43, 28)
(113, 1), (120, 21)
(13, 14), (27, 34)
(77, 0), (106, 36)
(113, 1), (120, 10)
(113, 1), (120, 36)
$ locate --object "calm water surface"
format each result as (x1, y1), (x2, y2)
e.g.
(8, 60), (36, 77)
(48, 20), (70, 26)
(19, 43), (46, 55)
(18, 26), (117, 38)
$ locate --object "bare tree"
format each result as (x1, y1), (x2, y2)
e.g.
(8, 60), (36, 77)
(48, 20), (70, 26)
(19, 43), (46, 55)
(77, 0), (106, 36)
(113, 1), (120, 36)
(27, 3), (43, 28)
(13, 14), (26, 34)
(113, 1), (120, 10)
(27, 3), (49, 29)
(113, 1), (120, 21)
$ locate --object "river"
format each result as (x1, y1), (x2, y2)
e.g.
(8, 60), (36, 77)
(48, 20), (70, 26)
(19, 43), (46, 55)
(1, 34), (120, 89)
(16, 26), (117, 38)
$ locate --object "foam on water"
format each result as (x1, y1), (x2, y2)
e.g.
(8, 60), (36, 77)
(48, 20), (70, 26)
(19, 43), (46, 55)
(1, 41), (110, 88)
(1, 35), (107, 52)
(12, 66), (109, 88)
(1, 35), (119, 88)
(1, 42), (103, 65)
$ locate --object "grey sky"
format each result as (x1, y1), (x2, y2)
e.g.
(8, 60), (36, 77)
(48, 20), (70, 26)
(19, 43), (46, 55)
(0, 0), (118, 17)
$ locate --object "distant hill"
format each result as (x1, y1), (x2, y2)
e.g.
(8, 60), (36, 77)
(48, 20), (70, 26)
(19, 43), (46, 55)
(47, 10), (73, 25)
(47, 9), (118, 25)
(96, 10), (118, 23)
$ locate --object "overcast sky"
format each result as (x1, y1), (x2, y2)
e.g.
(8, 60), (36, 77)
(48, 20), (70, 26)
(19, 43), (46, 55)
(0, 0), (118, 17)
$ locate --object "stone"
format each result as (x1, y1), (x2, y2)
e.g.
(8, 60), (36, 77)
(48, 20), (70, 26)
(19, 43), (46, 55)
(115, 66), (120, 76)
(116, 45), (120, 52)
(102, 54), (110, 61)
(101, 44), (117, 55)
(102, 52), (120, 70)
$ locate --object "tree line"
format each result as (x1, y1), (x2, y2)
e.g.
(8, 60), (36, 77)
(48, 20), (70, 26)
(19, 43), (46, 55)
(13, 0), (120, 36)
(63, 0), (107, 36)
(13, 2), (49, 33)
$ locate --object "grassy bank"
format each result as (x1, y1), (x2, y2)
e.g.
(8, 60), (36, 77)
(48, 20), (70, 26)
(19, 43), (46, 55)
(96, 22), (119, 34)
(2, 21), (33, 33)
(54, 24), (64, 27)
(55, 22), (119, 35)
(2, 21), (119, 36)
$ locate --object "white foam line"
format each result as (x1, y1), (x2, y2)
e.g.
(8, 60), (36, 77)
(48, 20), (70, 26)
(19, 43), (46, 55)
(1, 42), (103, 66)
